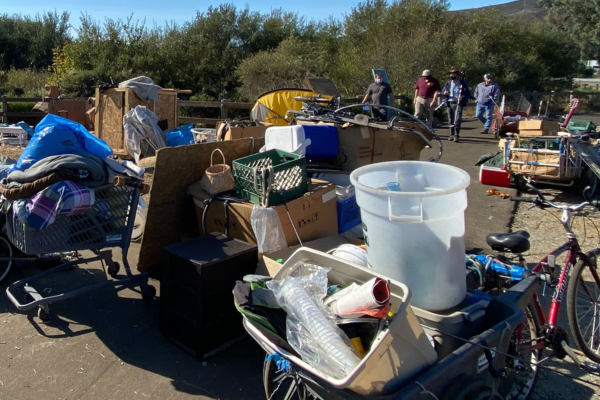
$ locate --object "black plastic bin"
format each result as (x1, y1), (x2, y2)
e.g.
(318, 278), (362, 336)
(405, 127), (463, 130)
(160, 233), (258, 359)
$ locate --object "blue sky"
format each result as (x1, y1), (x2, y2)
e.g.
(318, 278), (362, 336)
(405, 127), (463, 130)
(1, 1), (512, 28)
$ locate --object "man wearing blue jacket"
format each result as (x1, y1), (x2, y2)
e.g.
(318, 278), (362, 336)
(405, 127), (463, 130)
(474, 73), (500, 134)
(441, 69), (471, 143)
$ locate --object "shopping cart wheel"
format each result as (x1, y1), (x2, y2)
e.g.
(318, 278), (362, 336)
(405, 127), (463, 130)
(37, 304), (54, 323)
(108, 262), (120, 278)
(0, 236), (14, 284)
(141, 284), (156, 303)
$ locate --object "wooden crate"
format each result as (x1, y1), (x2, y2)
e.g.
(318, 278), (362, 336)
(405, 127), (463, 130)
(94, 88), (178, 157)
(48, 99), (88, 127)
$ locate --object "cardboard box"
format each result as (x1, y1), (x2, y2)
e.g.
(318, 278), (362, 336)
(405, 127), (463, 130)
(188, 179), (338, 248)
(44, 85), (60, 97)
(258, 235), (364, 276)
(337, 125), (428, 172)
(518, 120), (560, 137)
(216, 122), (268, 141)
(509, 150), (560, 176)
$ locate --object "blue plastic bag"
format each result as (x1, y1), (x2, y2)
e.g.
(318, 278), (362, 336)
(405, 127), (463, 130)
(166, 124), (195, 147)
(13, 114), (113, 172)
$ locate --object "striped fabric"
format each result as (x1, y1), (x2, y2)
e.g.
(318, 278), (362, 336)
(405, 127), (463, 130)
(13, 181), (95, 230)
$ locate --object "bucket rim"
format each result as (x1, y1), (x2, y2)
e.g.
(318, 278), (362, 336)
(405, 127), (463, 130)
(350, 161), (471, 198)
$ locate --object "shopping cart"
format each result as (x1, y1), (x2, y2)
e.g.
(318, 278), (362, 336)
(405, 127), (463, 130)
(492, 94), (532, 139)
(4, 177), (155, 322)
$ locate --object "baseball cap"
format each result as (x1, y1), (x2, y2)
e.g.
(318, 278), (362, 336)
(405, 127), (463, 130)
(422, 69), (431, 77)
(449, 69), (460, 74)
(484, 73), (492, 79)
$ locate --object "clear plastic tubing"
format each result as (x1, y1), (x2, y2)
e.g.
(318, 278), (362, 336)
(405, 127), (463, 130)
(281, 279), (361, 372)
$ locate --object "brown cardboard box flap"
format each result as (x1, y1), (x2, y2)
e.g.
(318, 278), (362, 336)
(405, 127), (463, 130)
(189, 179), (338, 247)
(518, 120), (560, 131)
(258, 235), (364, 276)
(218, 123), (269, 141)
(509, 151), (560, 176)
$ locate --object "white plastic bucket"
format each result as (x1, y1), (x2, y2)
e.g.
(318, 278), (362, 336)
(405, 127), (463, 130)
(350, 161), (471, 311)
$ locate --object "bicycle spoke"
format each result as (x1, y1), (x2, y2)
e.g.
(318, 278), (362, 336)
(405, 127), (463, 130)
(282, 380), (297, 400)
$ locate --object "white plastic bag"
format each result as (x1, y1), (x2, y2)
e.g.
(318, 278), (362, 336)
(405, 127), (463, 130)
(250, 205), (287, 253)
(267, 262), (361, 379)
(123, 106), (168, 162)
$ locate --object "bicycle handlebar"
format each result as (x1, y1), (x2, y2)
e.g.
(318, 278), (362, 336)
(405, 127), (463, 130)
(510, 190), (597, 212)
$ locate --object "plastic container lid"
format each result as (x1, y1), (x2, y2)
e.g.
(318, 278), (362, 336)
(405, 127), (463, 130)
(331, 244), (368, 267)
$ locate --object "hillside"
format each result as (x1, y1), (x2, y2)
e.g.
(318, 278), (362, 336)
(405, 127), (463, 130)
(454, 0), (548, 20)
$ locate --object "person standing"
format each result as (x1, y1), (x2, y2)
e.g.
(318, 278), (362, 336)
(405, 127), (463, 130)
(441, 69), (471, 143)
(474, 73), (500, 134)
(362, 73), (393, 121)
(413, 69), (441, 126)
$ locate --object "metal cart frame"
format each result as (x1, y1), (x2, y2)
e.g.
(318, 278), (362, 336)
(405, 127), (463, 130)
(504, 135), (584, 188)
(5, 182), (155, 321)
(493, 94), (532, 139)
(245, 275), (538, 400)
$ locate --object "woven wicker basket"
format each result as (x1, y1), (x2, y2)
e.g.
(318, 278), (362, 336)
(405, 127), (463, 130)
(200, 149), (235, 195)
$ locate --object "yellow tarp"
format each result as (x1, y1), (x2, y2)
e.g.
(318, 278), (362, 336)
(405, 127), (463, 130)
(251, 88), (333, 126)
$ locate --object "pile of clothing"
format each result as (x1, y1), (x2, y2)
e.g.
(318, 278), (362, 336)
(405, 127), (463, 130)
(0, 114), (142, 231)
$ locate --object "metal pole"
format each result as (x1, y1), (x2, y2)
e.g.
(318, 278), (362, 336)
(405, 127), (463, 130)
(1, 96), (7, 124)
(220, 99), (230, 120)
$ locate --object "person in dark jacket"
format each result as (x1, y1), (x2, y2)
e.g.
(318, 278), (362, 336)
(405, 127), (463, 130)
(362, 73), (393, 121)
(474, 73), (500, 134)
(441, 69), (471, 143)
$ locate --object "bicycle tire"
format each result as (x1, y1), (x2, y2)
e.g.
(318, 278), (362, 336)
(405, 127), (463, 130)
(567, 249), (600, 363)
(0, 236), (14, 284)
(263, 354), (325, 400)
(498, 303), (541, 400)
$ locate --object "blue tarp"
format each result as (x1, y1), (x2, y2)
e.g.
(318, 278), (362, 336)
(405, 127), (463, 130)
(13, 114), (113, 172)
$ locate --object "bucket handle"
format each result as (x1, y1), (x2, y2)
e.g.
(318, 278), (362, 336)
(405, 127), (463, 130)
(388, 197), (423, 223)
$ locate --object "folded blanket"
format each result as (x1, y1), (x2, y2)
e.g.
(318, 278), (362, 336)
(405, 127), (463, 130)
(13, 181), (95, 230)
(1, 171), (84, 201)
(6, 153), (107, 188)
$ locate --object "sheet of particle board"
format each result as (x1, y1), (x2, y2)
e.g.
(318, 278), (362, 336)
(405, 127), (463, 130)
(95, 89), (127, 153)
(155, 91), (178, 130)
(137, 137), (264, 272)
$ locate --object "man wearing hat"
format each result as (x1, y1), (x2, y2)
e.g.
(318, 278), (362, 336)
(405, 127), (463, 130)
(413, 69), (441, 126)
(441, 69), (471, 143)
(474, 73), (500, 134)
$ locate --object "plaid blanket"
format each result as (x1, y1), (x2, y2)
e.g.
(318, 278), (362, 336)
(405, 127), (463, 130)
(13, 181), (95, 230)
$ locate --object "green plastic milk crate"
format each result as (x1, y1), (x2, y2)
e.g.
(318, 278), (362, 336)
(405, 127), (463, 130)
(232, 149), (308, 207)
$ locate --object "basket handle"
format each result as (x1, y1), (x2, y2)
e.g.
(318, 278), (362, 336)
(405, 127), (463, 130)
(211, 148), (226, 167)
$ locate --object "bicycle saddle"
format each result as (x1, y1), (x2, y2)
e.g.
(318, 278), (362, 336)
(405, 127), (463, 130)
(486, 230), (531, 253)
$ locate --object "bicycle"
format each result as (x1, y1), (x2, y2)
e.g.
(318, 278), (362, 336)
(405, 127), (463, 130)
(471, 182), (600, 399)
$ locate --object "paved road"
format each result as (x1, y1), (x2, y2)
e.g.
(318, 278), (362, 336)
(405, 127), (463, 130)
(0, 118), (517, 400)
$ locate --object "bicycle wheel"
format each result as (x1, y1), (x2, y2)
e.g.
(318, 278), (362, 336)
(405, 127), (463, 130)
(498, 303), (541, 400)
(567, 249), (600, 363)
(0, 236), (14, 284)
(263, 354), (325, 400)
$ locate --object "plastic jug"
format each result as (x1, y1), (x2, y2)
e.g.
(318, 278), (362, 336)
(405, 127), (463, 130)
(350, 161), (471, 311)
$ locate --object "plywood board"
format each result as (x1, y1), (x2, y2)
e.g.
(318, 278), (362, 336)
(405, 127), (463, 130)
(96, 87), (179, 157)
(126, 89), (154, 113)
(155, 92), (178, 130)
(95, 88), (127, 153)
(137, 138), (265, 272)
(48, 99), (87, 126)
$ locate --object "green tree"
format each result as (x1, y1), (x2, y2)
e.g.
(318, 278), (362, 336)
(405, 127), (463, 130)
(540, 0), (600, 60)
